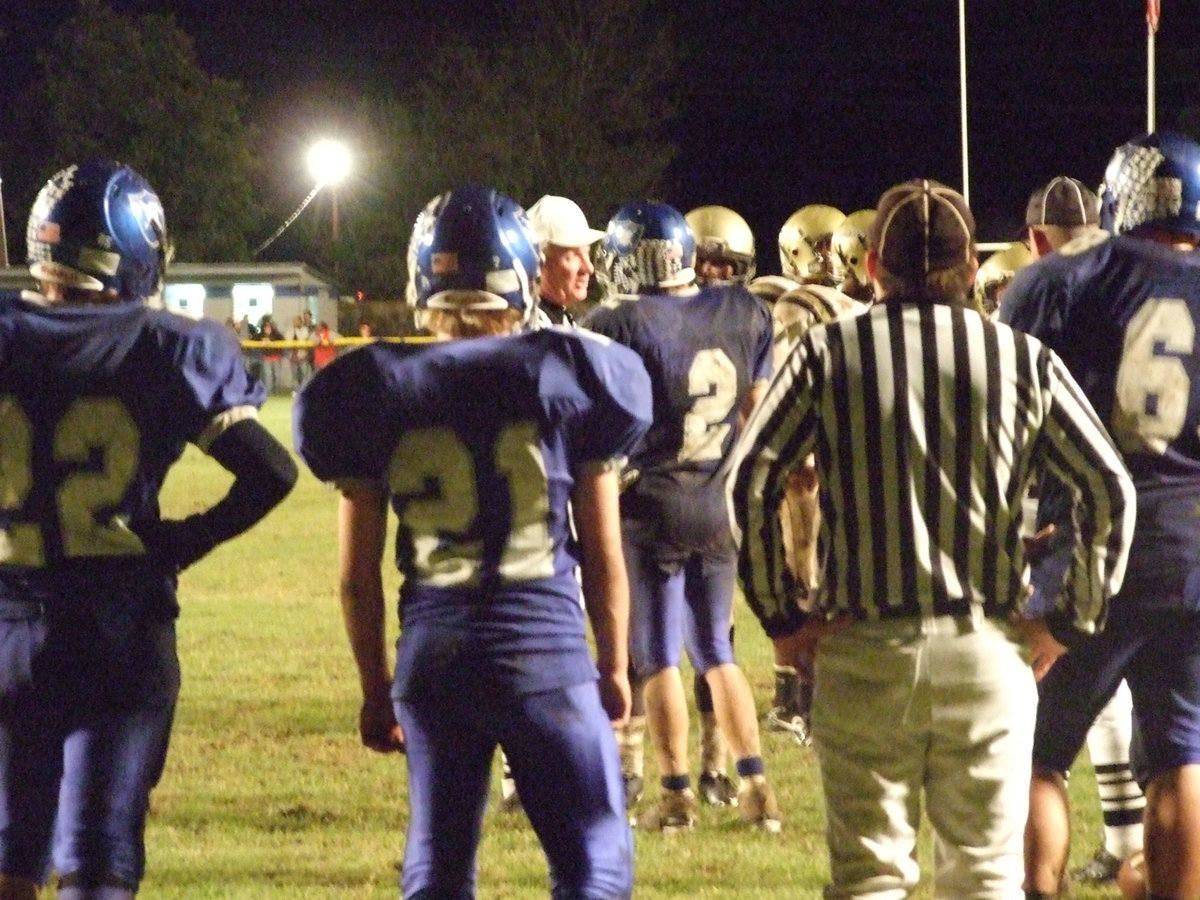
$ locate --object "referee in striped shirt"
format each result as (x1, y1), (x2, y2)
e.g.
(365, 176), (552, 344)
(729, 179), (1135, 899)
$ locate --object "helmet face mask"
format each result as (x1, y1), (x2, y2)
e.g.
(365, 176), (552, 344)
(685, 205), (756, 284)
(27, 161), (168, 303)
(408, 185), (541, 325)
(1100, 131), (1200, 239)
(603, 201), (696, 294)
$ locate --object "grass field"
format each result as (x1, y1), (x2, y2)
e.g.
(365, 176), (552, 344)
(96, 396), (1121, 898)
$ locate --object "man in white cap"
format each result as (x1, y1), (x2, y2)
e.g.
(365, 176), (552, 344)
(527, 195), (606, 327)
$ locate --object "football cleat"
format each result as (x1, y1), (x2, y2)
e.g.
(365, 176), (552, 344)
(767, 667), (813, 746)
(499, 790), (524, 815)
(1072, 846), (1124, 884)
(737, 777), (782, 833)
(499, 758), (523, 814)
(698, 770), (738, 807)
(622, 771), (644, 810)
(766, 706), (812, 747)
(635, 788), (698, 833)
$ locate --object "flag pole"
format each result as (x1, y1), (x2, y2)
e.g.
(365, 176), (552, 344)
(1147, 0), (1159, 132)
(0, 172), (8, 268)
(959, 0), (970, 207)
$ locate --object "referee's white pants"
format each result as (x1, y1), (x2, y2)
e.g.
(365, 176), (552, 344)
(812, 611), (1035, 900)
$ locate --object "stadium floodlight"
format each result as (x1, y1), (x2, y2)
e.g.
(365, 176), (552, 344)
(306, 138), (352, 188)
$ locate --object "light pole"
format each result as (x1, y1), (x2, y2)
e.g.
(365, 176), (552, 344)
(306, 138), (352, 243)
(251, 138), (354, 260)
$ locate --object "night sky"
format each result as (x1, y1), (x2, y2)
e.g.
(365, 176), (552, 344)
(4, 0), (1200, 265)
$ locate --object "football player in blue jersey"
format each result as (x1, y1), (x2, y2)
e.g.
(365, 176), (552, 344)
(1001, 132), (1200, 900)
(583, 201), (781, 832)
(1022, 175), (1146, 886)
(0, 162), (298, 900)
(682, 203), (759, 802)
(293, 185), (652, 899)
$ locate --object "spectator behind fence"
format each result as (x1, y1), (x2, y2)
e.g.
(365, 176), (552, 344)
(288, 309), (315, 391)
(256, 316), (285, 394)
(313, 320), (338, 369)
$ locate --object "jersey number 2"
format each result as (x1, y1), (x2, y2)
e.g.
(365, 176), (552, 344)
(388, 421), (554, 588)
(680, 348), (738, 462)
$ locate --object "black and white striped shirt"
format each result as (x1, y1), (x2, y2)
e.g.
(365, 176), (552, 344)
(729, 299), (1135, 637)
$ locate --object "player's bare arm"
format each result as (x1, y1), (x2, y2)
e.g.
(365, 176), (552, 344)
(573, 463), (632, 726)
(337, 484), (404, 753)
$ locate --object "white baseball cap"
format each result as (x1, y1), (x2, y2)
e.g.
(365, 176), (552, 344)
(526, 195), (605, 248)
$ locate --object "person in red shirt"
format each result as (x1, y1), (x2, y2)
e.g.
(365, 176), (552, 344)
(312, 321), (338, 369)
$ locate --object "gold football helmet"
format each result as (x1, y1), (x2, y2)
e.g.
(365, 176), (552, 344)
(830, 209), (877, 292)
(685, 205), (756, 283)
(974, 242), (1034, 316)
(778, 204), (845, 283)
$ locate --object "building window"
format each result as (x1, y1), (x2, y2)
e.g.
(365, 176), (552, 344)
(232, 283), (275, 329)
(164, 283), (206, 319)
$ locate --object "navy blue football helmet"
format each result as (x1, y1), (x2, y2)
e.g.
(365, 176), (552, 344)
(409, 185), (540, 323)
(1100, 131), (1200, 238)
(26, 161), (169, 301)
(602, 201), (696, 294)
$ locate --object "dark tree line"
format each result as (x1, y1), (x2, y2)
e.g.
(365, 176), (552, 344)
(0, 0), (681, 299)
